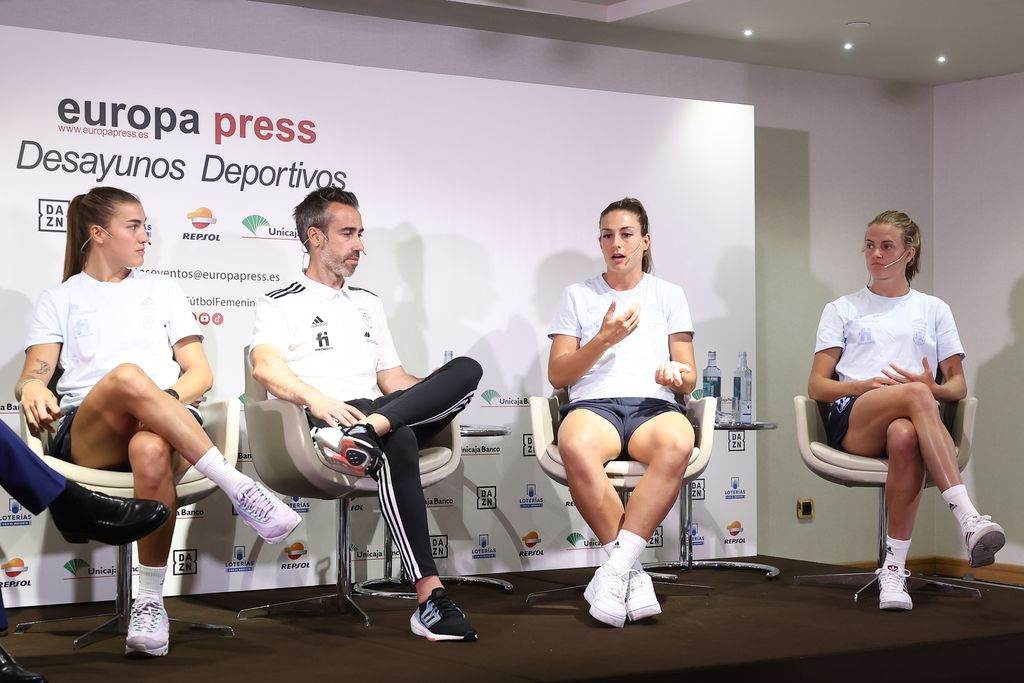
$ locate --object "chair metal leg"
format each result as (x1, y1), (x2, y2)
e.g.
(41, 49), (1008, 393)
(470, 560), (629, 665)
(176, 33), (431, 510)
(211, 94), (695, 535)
(18, 544), (233, 648)
(794, 490), (980, 601)
(643, 484), (781, 579)
(238, 498), (370, 625)
(354, 528), (514, 598)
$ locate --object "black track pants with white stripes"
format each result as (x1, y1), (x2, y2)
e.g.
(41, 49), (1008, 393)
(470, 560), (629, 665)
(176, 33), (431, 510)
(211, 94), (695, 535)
(348, 356), (482, 582)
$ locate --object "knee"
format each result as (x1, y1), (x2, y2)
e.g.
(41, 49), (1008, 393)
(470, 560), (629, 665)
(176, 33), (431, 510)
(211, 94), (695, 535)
(557, 436), (606, 478)
(902, 382), (937, 414)
(886, 421), (919, 462)
(651, 438), (693, 479)
(129, 438), (174, 492)
(453, 356), (483, 388)
(105, 363), (158, 401)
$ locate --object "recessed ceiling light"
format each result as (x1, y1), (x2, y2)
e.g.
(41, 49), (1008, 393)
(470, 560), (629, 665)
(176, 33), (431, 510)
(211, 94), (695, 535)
(844, 42), (854, 51)
(846, 21), (871, 28)
(937, 55), (947, 63)
(743, 29), (753, 37)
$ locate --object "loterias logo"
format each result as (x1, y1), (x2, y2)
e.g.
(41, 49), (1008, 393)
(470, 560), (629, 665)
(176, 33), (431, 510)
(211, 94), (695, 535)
(519, 483), (543, 509)
(724, 476), (746, 501)
(3, 498), (32, 527)
(225, 545), (255, 573)
(55, 98), (316, 145)
(472, 534), (497, 560)
(690, 523), (706, 547)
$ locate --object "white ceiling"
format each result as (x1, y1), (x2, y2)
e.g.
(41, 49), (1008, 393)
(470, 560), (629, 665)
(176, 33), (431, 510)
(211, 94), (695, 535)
(256, 0), (1024, 85)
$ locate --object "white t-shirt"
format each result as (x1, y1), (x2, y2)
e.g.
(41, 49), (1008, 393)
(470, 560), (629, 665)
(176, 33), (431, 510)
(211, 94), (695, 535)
(25, 270), (202, 410)
(250, 273), (401, 402)
(548, 273), (694, 402)
(814, 287), (965, 383)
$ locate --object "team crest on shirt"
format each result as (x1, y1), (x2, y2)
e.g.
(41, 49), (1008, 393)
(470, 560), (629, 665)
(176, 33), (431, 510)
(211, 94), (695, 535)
(912, 326), (927, 346)
(359, 309), (373, 328)
(857, 327), (874, 345)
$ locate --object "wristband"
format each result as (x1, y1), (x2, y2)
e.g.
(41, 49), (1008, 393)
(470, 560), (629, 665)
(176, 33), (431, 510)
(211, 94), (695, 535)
(164, 388), (180, 401)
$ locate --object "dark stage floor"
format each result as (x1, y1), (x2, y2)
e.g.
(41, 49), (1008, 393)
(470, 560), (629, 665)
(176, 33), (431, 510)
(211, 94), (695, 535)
(6, 556), (1024, 682)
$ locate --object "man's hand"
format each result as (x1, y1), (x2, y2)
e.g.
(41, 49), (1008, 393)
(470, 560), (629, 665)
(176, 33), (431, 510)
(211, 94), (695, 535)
(21, 381), (62, 436)
(306, 395), (366, 427)
(596, 302), (640, 347)
(655, 361), (691, 390)
(881, 357), (940, 395)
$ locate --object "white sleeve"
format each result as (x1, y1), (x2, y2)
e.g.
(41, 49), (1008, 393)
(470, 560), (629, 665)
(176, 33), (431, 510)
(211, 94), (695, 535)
(373, 303), (402, 372)
(164, 279), (203, 345)
(25, 288), (64, 348)
(666, 283), (694, 336)
(814, 301), (846, 353)
(548, 286), (581, 340)
(935, 300), (965, 362)
(250, 298), (290, 354)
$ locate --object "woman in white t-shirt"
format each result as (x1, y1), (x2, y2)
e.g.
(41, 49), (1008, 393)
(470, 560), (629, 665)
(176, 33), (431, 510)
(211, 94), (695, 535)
(548, 197), (696, 628)
(809, 209), (1004, 611)
(16, 186), (299, 658)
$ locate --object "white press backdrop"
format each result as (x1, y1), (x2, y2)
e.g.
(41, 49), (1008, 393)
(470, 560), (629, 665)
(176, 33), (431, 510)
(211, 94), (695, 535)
(0, 26), (756, 607)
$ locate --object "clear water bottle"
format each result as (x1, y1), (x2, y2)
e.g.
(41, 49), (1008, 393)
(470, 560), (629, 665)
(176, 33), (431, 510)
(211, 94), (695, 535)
(443, 349), (453, 365)
(733, 352), (753, 424)
(702, 351), (721, 405)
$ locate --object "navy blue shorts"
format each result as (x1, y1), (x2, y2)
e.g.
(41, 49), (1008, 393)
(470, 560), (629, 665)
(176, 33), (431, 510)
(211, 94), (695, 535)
(826, 395), (858, 450)
(51, 404), (203, 463)
(560, 397), (685, 459)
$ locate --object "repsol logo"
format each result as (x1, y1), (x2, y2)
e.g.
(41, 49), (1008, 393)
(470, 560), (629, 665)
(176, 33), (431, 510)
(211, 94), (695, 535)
(518, 550), (545, 557)
(280, 562), (311, 570)
(0, 580), (31, 588)
(181, 232), (222, 241)
(723, 538), (746, 544)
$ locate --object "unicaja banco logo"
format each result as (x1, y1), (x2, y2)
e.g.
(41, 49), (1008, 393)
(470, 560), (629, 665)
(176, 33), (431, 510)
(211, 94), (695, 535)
(480, 389), (528, 408)
(64, 558), (89, 576)
(566, 532), (602, 549)
(242, 214), (270, 235)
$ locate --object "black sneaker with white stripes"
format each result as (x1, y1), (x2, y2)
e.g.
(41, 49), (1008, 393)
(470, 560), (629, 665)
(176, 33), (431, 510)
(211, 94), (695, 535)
(410, 588), (478, 642)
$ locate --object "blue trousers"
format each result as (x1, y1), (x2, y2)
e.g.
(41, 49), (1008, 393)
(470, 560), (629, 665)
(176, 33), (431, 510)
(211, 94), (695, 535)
(0, 421), (67, 631)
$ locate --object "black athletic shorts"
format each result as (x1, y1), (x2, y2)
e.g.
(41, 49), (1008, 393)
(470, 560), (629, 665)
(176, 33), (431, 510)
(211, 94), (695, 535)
(826, 395), (858, 450)
(51, 403), (203, 462)
(560, 396), (685, 459)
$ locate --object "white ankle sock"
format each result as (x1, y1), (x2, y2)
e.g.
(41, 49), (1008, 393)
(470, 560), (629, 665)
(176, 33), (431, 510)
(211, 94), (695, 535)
(884, 536), (911, 572)
(137, 563), (166, 602)
(942, 484), (980, 529)
(193, 447), (249, 493)
(602, 541), (616, 558)
(607, 529), (647, 575)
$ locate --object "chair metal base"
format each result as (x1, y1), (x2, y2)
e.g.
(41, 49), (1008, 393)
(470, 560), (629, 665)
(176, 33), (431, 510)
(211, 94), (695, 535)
(354, 574), (514, 600)
(15, 543), (233, 649)
(237, 592), (369, 625)
(16, 611), (234, 649)
(644, 559), (782, 578)
(792, 571), (982, 602)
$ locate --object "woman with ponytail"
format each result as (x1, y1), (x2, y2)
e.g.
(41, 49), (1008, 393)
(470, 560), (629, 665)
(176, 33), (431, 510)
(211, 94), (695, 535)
(546, 197), (696, 628)
(16, 186), (300, 658)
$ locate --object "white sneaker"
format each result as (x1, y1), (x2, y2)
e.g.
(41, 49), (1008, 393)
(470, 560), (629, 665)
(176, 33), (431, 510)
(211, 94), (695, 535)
(125, 597), (169, 656)
(963, 515), (1005, 568)
(586, 561), (627, 628)
(876, 565), (912, 611)
(232, 481), (301, 543)
(583, 563), (606, 605)
(625, 570), (661, 621)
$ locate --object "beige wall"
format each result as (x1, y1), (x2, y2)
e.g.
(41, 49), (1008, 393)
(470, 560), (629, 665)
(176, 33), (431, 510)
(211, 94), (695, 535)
(2, 0), (948, 563)
(933, 72), (1024, 565)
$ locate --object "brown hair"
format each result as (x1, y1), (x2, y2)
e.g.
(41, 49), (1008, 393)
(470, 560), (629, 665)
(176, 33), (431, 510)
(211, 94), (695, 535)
(63, 186), (140, 281)
(600, 197), (653, 273)
(869, 210), (921, 282)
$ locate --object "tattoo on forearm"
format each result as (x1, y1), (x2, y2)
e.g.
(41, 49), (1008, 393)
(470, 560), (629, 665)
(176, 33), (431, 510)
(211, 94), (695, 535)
(32, 360), (51, 375)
